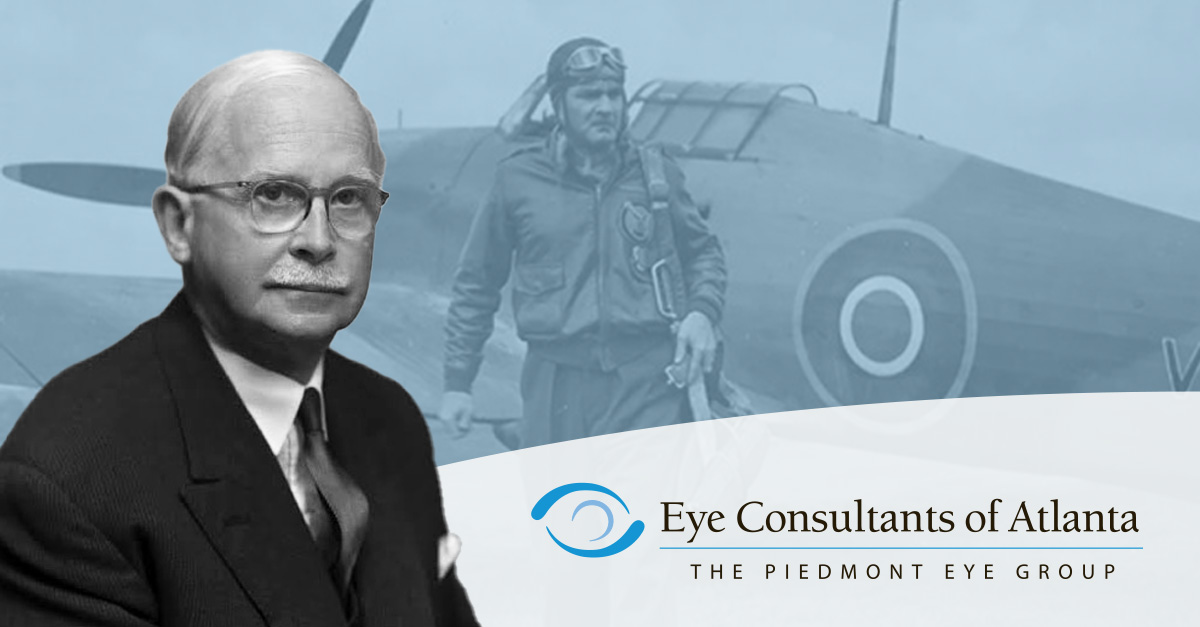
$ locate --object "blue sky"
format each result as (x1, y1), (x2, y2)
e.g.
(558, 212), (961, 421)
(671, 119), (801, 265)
(2, 0), (1198, 277)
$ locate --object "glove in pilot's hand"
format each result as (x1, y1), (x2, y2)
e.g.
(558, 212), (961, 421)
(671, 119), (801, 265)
(438, 533), (462, 580)
(439, 392), (474, 438)
(673, 311), (717, 385)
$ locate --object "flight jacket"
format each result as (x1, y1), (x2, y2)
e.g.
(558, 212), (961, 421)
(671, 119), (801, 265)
(443, 132), (726, 393)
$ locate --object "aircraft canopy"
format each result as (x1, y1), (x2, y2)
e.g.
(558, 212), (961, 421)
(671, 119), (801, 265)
(628, 80), (818, 160)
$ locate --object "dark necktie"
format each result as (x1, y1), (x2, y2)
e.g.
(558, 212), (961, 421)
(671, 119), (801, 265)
(297, 387), (370, 598)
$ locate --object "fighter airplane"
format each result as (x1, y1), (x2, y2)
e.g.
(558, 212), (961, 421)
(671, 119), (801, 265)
(3, 0), (1198, 494)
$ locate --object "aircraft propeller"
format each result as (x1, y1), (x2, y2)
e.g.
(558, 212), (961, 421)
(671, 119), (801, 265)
(2, 0), (374, 207)
(322, 0), (374, 74)
(2, 163), (161, 208)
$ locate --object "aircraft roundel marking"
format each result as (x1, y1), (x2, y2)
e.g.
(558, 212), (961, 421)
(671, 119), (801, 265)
(793, 219), (978, 408)
(838, 275), (925, 378)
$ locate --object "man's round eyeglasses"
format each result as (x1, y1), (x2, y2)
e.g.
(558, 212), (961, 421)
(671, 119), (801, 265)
(179, 179), (389, 238)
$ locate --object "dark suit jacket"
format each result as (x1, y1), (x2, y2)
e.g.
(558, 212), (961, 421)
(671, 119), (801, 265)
(0, 294), (479, 627)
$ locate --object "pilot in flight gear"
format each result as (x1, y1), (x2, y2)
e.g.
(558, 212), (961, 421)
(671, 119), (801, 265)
(440, 37), (727, 447)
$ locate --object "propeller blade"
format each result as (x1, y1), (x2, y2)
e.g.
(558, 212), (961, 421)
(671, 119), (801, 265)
(323, 0), (374, 74)
(2, 162), (164, 207)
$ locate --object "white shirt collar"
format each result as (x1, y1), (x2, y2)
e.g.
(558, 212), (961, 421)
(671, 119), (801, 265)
(203, 331), (325, 455)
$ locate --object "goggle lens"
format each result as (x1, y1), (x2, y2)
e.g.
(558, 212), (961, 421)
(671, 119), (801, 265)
(564, 45), (625, 73)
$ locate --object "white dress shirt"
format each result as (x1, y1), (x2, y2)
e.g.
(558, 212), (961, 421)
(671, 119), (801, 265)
(204, 333), (327, 530)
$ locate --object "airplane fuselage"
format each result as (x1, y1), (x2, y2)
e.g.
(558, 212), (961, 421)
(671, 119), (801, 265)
(373, 83), (1200, 422)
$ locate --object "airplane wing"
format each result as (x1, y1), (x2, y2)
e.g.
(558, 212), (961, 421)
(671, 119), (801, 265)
(0, 269), (177, 387)
(0, 269), (518, 464)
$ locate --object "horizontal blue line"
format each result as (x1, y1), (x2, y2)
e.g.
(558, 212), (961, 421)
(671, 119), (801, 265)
(659, 547), (1143, 550)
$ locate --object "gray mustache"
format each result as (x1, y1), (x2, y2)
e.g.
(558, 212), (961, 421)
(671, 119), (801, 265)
(266, 265), (350, 290)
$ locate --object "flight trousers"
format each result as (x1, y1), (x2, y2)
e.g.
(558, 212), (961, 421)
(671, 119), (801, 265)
(518, 337), (690, 447)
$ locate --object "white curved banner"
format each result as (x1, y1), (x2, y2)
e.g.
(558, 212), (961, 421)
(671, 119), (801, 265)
(441, 393), (1199, 626)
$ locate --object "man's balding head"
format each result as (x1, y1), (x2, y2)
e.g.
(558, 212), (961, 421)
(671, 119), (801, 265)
(153, 50), (387, 381)
(164, 50), (385, 187)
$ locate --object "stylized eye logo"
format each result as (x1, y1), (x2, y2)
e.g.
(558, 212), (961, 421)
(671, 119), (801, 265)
(531, 483), (645, 558)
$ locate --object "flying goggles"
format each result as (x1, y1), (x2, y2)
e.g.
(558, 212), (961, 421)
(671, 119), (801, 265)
(563, 45), (626, 75)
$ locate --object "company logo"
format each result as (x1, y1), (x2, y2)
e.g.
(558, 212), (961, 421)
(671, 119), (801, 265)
(531, 483), (645, 558)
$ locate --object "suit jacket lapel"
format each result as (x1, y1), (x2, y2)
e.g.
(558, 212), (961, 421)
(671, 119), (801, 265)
(325, 356), (436, 626)
(154, 294), (348, 627)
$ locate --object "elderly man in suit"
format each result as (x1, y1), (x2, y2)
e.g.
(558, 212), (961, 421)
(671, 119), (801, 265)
(0, 50), (477, 626)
